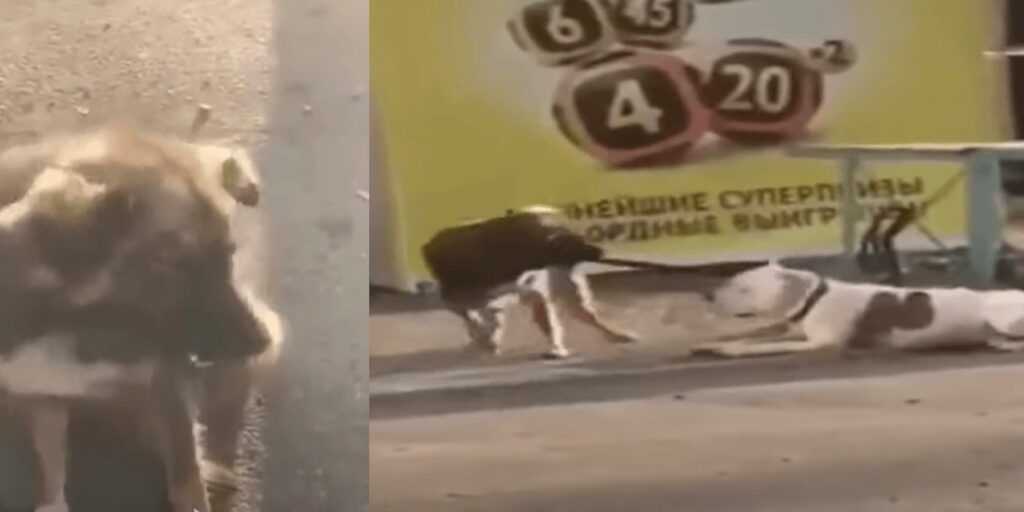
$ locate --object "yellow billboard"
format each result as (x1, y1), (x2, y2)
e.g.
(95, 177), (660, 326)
(371, 0), (1010, 290)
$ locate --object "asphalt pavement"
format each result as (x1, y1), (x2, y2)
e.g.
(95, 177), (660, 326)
(372, 356), (1024, 512)
(370, 265), (1024, 512)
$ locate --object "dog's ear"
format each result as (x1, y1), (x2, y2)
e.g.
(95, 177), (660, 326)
(220, 156), (260, 207)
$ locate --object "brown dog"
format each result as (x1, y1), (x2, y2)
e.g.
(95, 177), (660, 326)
(0, 125), (282, 512)
(422, 205), (636, 359)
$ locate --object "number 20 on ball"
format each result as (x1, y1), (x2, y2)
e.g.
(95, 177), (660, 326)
(507, 0), (617, 67)
(704, 38), (824, 144)
(552, 51), (711, 167)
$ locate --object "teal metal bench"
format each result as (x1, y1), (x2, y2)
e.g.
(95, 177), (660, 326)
(787, 143), (1024, 285)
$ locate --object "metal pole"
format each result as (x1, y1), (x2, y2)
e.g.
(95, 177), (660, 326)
(839, 156), (863, 264)
(259, 1), (368, 511)
(965, 152), (1003, 285)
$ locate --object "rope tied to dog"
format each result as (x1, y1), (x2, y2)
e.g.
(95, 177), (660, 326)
(594, 257), (768, 277)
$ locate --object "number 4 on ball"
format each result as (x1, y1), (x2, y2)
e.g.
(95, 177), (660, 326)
(508, 0), (617, 67)
(552, 50), (711, 167)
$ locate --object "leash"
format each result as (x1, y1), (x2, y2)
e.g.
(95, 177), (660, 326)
(595, 257), (768, 275)
(868, 170), (964, 251)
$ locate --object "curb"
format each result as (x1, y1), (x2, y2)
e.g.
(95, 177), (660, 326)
(370, 350), (1024, 421)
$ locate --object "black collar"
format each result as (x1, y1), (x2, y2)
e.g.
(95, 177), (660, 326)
(787, 277), (829, 323)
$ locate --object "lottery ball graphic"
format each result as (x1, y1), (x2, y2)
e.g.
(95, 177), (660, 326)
(703, 38), (824, 145)
(552, 50), (712, 167)
(507, 0), (617, 67)
(602, 0), (695, 50)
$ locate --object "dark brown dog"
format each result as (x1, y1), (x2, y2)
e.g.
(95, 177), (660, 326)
(422, 205), (635, 359)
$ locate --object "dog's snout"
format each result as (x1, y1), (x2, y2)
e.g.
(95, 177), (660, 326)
(701, 290), (715, 302)
(186, 281), (277, 362)
(237, 183), (260, 207)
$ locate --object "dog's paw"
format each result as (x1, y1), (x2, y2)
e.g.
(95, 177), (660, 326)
(202, 460), (240, 494)
(541, 348), (572, 360)
(35, 501), (70, 512)
(690, 343), (747, 358)
(608, 332), (640, 344)
(461, 341), (502, 357)
(986, 339), (1024, 352)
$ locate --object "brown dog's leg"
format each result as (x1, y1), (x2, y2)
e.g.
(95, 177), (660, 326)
(549, 267), (637, 345)
(197, 362), (250, 504)
(27, 398), (70, 512)
(150, 366), (210, 512)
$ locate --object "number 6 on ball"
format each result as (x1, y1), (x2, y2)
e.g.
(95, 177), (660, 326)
(552, 50), (711, 167)
(508, 0), (617, 67)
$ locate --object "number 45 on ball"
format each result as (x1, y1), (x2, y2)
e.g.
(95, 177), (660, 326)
(602, 0), (696, 49)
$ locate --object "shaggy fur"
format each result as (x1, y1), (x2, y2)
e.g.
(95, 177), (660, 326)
(422, 206), (635, 359)
(0, 125), (283, 512)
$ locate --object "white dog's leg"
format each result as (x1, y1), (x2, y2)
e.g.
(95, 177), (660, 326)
(455, 308), (497, 354)
(458, 303), (508, 355)
(693, 337), (835, 358)
(28, 399), (69, 512)
(548, 267), (638, 345)
(479, 306), (507, 353)
(986, 338), (1024, 352)
(521, 289), (571, 359)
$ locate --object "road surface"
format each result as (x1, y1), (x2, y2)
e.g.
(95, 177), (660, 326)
(370, 254), (1024, 511)
(372, 356), (1024, 512)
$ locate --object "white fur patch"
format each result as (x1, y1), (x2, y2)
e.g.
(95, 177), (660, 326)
(239, 285), (285, 365)
(51, 130), (113, 169)
(711, 263), (804, 317)
(0, 334), (155, 398)
(0, 167), (107, 231)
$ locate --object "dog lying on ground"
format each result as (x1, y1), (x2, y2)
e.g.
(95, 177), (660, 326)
(422, 205), (637, 359)
(0, 125), (282, 512)
(696, 261), (1024, 358)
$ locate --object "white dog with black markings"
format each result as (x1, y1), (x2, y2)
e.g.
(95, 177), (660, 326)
(698, 261), (1024, 357)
